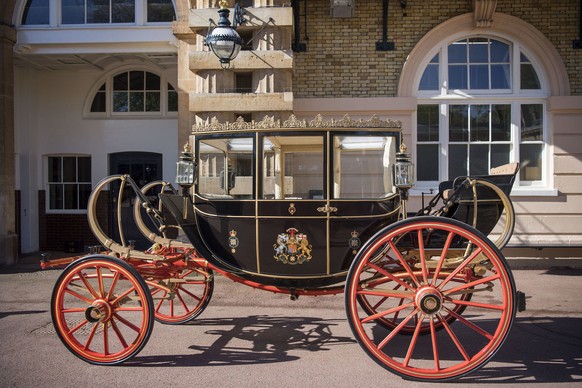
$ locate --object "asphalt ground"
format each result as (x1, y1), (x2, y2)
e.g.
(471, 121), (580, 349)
(0, 255), (581, 388)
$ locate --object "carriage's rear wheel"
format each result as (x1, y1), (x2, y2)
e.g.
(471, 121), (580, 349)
(148, 267), (214, 325)
(345, 217), (515, 381)
(51, 255), (154, 365)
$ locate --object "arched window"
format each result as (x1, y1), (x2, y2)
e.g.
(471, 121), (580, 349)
(88, 70), (178, 116)
(415, 36), (547, 190)
(20, 0), (175, 26)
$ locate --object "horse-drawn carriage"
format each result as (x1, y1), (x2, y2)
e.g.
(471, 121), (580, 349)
(43, 115), (522, 381)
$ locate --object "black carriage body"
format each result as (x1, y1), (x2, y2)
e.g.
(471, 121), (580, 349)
(161, 118), (403, 289)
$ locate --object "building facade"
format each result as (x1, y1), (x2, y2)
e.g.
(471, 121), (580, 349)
(1, 0), (581, 265)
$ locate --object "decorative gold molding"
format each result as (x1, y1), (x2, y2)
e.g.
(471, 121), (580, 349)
(473, 0), (497, 28)
(193, 114), (402, 132)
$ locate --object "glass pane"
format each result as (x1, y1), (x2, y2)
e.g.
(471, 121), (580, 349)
(62, 0), (85, 24)
(491, 144), (510, 169)
(113, 72), (128, 91)
(521, 104), (543, 141)
(491, 40), (510, 62)
(448, 65), (467, 89)
(199, 138), (254, 199)
(449, 105), (468, 142)
(333, 136), (392, 198)
(145, 92), (160, 111)
(491, 104), (511, 141)
(469, 38), (488, 62)
(63, 157), (77, 182)
(22, 0), (50, 25)
(130, 71), (145, 90)
(147, 0), (175, 22)
(79, 184), (92, 209)
(470, 105), (489, 142)
(168, 90), (178, 112)
(90, 91), (106, 112)
(112, 0), (135, 23)
(417, 105), (439, 142)
(49, 184), (63, 209)
(491, 64), (510, 89)
(64, 184), (79, 209)
(520, 144), (543, 181)
(419, 64), (439, 91)
(449, 144), (467, 178)
(263, 136), (323, 199)
(469, 64), (489, 89)
(470, 144), (489, 175)
(113, 92), (128, 112)
(87, 0), (110, 24)
(78, 157), (91, 182)
(130, 92), (144, 111)
(146, 72), (161, 90)
(448, 41), (467, 63)
(521, 63), (541, 89)
(48, 157), (62, 182)
(417, 144), (439, 181)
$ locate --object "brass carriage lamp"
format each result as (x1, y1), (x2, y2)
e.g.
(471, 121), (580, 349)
(176, 143), (196, 195)
(393, 143), (416, 218)
(205, 0), (245, 69)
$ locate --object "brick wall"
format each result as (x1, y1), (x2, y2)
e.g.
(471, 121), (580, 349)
(293, 0), (581, 97)
(38, 190), (109, 252)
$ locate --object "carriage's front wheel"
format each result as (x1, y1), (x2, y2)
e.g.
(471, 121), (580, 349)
(345, 217), (516, 381)
(51, 255), (154, 365)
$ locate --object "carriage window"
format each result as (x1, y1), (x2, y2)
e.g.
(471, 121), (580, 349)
(262, 135), (324, 199)
(333, 136), (396, 199)
(197, 137), (253, 199)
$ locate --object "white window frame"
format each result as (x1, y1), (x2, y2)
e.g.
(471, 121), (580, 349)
(85, 68), (178, 118)
(413, 35), (556, 196)
(45, 154), (92, 214)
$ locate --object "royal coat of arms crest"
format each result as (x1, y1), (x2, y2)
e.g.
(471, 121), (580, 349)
(273, 228), (313, 265)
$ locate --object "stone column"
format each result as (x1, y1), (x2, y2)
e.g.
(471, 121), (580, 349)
(0, 21), (18, 265)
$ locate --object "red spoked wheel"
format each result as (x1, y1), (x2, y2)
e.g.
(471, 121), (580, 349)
(345, 216), (516, 381)
(51, 255), (154, 365)
(148, 267), (214, 325)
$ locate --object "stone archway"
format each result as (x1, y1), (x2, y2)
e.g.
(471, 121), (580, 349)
(1, 0), (18, 265)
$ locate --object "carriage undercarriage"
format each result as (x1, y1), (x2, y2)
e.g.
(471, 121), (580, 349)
(42, 116), (524, 381)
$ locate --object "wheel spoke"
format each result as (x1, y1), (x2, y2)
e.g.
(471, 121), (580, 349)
(83, 322), (99, 350)
(110, 319), (129, 349)
(443, 306), (493, 340)
(110, 286), (137, 306)
(96, 267), (105, 298)
(113, 312), (141, 333)
(437, 247), (483, 289)
(417, 230), (429, 284)
(366, 261), (416, 291)
(106, 271), (121, 300)
(64, 287), (93, 304)
(377, 308), (420, 350)
(431, 231), (455, 285)
(388, 241), (421, 287)
(68, 319), (89, 335)
(176, 291), (189, 313)
(103, 322), (109, 355)
(437, 313), (470, 361)
(444, 273), (499, 296)
(78, 271), (99, 299)
(361, 301), (415, 324)
(403, 313), (425, 366)
(450, 298), (506, 311)
(155, 290), (168, 312)
(179, 286), (202, 302)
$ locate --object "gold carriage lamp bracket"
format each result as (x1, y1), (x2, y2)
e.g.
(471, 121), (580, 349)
(392, 142), (416, 219)
(176, 143), (196, 219)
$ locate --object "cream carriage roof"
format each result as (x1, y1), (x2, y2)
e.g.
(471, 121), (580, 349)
(192, 114), (402, 134)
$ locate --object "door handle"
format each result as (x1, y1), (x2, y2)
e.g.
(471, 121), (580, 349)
(317, 204), (338, 214)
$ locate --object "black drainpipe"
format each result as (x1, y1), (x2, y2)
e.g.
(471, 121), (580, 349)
(574, 0), (582, 48)
(377, 0), (395, 51)
(292, 0), (307, 52)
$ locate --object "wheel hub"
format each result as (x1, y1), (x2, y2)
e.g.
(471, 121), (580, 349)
(415, 287), (443, 315)
(85, 300), (112, 323)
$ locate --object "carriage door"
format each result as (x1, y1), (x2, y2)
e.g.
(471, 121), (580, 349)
(257, 133), (328, 277)
(109, 152), (162, 250)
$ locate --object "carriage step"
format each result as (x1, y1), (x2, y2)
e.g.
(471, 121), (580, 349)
(516, 290), (527, 312)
